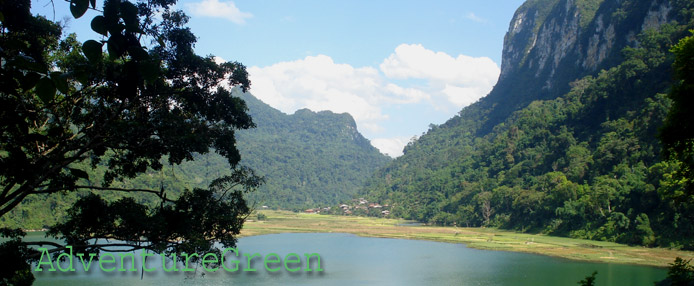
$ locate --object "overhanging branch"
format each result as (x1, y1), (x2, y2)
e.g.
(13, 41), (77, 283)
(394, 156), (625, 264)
(33, 185), (175, 203)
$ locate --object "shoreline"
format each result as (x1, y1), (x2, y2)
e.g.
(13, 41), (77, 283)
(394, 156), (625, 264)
(21, 210), (693, 268)
(240, 210), (694, 268)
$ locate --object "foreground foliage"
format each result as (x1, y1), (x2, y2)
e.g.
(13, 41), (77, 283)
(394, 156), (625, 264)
(578, 271), (597, 286)
(0, 0), (260, 283)
(656, 258), (694, 286)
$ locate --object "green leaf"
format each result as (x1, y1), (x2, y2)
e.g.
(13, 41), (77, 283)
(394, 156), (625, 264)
(11, 55), (44, 73)
(50, 72), (69, 94)
(35, 77), (56, 104)
(69, 0), (89, 19)
(0, 11), (4, 23)
(19, 72), (41, 90)
(107, 34), (126, 59)
(128, 45), (148, 61)
(120, 1), (139, 32)
(103, 0), (121, 34)
(74, 69), (90, 86)
(139, 60), (160, 83)
(4, 38), (27, 51)
(82, 40), (103, 62)
(69, 168), (90, 180)
(91, 16), (108, 36)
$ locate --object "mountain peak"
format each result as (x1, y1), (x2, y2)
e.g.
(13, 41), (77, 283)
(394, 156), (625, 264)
(233, 92), (390, 209)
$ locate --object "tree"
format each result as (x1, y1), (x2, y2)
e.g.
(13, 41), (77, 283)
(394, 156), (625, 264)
(578, 271), (597, 286)
(474, 191), (493, 225)
(0, 0), (261, 283)
(656, 257), (694, 286)
(660, 31), (694, 196)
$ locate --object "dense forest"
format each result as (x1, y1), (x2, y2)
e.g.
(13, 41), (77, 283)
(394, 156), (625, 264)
(235, 92), (391, 209)
(0, 90), (389, 229)
(361, 0), (694, 249)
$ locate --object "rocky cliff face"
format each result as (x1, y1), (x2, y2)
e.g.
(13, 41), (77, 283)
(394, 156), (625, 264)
(500, 0), (673, 88)
(478, 0), (680, 132)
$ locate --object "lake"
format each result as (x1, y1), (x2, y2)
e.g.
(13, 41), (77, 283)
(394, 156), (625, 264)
(32, 232), (666, 285)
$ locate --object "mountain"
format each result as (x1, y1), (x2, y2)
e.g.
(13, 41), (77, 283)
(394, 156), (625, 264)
(1, 92), (390, 228)
(483, 0), (678, 131)
(235, 92), (391, 209)
(360, 0), (694, 248)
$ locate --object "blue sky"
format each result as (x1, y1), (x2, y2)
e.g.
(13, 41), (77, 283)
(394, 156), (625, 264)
(31, 0), (526, 157)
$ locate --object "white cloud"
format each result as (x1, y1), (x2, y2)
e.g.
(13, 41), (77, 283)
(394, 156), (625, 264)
(442, 84), (487, 107)
(248, 55), (391, 134)
(371, 137), (410, 158)
(380, 44), (499, 108)
(213, 56), (226, 65)
(385, 83), (430, 103)
(186, 0), (252, 24)
(464, 12), (486, 23)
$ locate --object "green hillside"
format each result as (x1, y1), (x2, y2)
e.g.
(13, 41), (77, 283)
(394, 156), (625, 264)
(0, 91), (390, 229)
(361, 0), (694, 248)
(235, 92), (391, 209)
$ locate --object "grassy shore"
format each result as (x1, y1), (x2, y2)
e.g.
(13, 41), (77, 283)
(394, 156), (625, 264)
(241, 210), (694, 268)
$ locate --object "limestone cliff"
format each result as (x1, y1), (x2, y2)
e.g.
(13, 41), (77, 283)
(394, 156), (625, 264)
(483, 0), (680, 131)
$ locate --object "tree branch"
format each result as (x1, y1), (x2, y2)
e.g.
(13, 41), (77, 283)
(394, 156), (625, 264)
(0, 181), (16, 203)
(33, 185), (175, 203)
(24, 241), (63, 248)
(0, 186), (31, 217)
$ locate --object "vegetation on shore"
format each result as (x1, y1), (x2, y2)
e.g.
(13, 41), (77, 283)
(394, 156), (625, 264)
(242, 210), (694, 268)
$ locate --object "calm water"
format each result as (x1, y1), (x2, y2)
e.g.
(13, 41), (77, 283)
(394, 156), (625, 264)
(31, 232), (666, 285)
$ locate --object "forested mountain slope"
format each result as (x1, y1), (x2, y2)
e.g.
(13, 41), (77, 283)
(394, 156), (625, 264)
(484, 0), (681, 131)
(361, 0), (694, 248)
(235, 92), (391, 209)
(1, 92), (389, 228)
